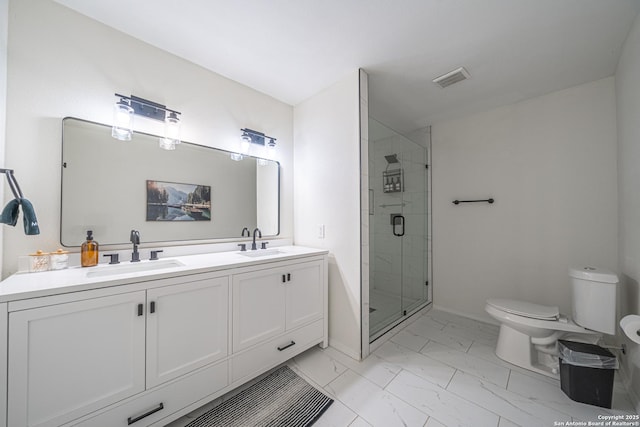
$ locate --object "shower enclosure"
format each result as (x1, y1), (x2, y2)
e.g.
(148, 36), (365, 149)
(368, 118), (432, 341)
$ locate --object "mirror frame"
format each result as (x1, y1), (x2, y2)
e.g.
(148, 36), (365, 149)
(60, 117), (280, 247)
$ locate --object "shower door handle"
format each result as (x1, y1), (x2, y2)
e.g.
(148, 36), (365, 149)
(392, 215), (405, 237)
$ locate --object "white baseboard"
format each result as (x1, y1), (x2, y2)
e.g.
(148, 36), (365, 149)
(433, 303), (499, 326)
(328, 339), (361, 361)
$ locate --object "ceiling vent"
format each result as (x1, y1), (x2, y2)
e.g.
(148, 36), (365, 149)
(432, 67), (470, 88)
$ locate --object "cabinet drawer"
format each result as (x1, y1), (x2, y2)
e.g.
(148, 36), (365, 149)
(230, 320), (323, 383)
(75, 360), (228, 427)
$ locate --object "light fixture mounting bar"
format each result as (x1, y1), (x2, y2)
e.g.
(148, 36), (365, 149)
(115, 93), (181, 122)
(241, 128), (276, 147)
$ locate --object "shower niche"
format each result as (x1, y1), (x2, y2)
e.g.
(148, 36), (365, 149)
(383, 154), (403, 193)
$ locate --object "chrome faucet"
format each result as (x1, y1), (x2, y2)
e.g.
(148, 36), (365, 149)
(251, 228), (262, 250)
(130, 229), (140, 262)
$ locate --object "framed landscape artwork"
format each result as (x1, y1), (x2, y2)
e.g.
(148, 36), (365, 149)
(146, 180), (211, 221)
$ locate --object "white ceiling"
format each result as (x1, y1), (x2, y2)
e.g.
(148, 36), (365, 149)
(53, 0), (640, 134)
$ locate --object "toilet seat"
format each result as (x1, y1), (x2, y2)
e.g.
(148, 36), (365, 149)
(486, 298), (559, 320)
(485, 303), (592, 334)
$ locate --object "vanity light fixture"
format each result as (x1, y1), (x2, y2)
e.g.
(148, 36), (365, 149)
(230, 128), (277, 160)
(239, 128), (277, 152)
(112, 93), (182, 150)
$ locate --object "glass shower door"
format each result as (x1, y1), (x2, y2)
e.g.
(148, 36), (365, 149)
(398, 137), (429, 317)
(369, 119), (430, 341)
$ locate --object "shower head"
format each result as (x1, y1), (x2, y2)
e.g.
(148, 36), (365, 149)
(385, 154), (399, 164)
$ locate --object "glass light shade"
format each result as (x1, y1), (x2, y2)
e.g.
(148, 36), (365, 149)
(230, 152), (244, 161)
(158, 138), (176, 150)
(112, 101), (134, 141)
(240, 133), (251, 153)
(164, 113), (181, 145)
(267, 138), (276, 150)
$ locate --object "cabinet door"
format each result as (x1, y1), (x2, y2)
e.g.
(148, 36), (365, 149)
(146, 276), (229, 388)
(232, 268), (286, 352)
(8, 291), (146, 427)
(286, 261), (324, 330)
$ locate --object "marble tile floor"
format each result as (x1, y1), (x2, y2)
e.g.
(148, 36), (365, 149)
(169, 308), (636, 427)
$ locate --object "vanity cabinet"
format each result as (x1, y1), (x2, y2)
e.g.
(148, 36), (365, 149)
(8, 291), (147, 427)
(8, 274), (229, 427)
(231, 260), (324, 382)
(232, 260), (324, 352)
(146, 276), (228, 389)
(0, 249), (328, 427)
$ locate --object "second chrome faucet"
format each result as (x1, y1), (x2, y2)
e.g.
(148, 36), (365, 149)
(130, 229), (141, 262)
(238, 227), (266, 251)
(251, 228), (262, 251)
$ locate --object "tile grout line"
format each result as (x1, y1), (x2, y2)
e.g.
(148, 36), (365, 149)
(417, 338), (430, 353)
(321, 367), (359, 416)
(445, 368), (457, 390)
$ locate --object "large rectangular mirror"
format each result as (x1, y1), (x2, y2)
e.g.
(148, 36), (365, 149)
(61, 118), (279, 247)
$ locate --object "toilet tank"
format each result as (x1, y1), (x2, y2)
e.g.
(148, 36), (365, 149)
(570, 266), (619, 335)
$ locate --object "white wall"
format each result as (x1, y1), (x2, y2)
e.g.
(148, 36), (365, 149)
(4, 0), (293, 276)
(293, 70), (362, 359)
(616, 12), (640, 412)
(432, 77), (618, 321)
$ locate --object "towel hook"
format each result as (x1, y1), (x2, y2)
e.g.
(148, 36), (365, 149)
(1, 169), (23, 199)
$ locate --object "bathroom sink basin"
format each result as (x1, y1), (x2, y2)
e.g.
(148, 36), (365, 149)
(239, 249), (283, 258)
(86, 259), (185, 278)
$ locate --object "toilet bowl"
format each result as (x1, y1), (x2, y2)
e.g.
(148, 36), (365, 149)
(485, 266), (619, 378)
(485, 298), (600, 378)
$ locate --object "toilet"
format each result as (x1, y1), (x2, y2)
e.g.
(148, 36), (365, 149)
(485, 266), (619, 378)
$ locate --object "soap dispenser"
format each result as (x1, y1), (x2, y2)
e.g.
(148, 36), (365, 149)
(81, 230), (99, 267)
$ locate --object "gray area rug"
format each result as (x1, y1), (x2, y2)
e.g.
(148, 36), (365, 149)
(185, 365), (333, 427)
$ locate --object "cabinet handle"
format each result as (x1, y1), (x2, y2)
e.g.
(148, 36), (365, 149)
(137, 304), (143, 316)
(127, 402), (164, 425)
(287, 273), (291, 281)
(277, 341), (296, 351)
(282, 274), (286, 283)
(150, 301), (156, 314)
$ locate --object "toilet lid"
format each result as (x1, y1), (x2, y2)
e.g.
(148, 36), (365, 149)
(486, 298), (560, 320)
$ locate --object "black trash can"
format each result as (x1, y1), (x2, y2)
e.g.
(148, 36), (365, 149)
(558, 340), (618, 408)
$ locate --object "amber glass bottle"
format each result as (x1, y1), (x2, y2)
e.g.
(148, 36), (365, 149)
(81, 230), (99, 267)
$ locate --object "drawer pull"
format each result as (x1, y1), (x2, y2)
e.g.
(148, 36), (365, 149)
(127, 402), (164, 425)
(287, 273), (291, 281)
(137, 303), (143, 316)
(277, 341), (296, 351)
(150, 301), (156, 314)
(282, 274), (286, 283)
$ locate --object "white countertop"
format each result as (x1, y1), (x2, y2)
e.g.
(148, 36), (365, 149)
(0, 245), (328, 303)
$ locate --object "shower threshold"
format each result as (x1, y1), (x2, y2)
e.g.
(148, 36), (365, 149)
(369, 300), (431, 343)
